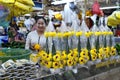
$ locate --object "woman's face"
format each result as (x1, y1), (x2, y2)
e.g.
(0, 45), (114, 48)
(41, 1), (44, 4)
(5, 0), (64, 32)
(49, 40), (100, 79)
(9, 27), (16, 33)
(36, 19), (46, 32)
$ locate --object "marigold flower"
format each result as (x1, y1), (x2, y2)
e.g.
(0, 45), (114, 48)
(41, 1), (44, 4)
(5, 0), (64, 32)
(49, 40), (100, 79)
(53, 61), (60, 69)
(57, 32), (63, 38)
(30, 54), (38, 63)
(91, 55), (97, 61)
(67, 53), (74, 60)
(71, 31), (75, 36)
(61, 60), (67, 66)
(67, 59), (74, 66)
(41, 52), (47, 60)
(61, 51), (67, 60)
(44, 32), (49, 37)
(63, 32), (71, 37)
(95, 32), (101, 36)
(34, 44), (40, 50)
(75, 31), (82, 37)
(85, 32), (91, 37)
(98, 53), (103, 60)
(49, 32), (56, 37)
(109, 32), (113, 35)
(45, 61), (52, 68)
(53, 54), (61, 61)
(79, 57), (86, 65)
(39, 59), (45, 66)
(110, 47), (116, 56)
(46, 53), (52, 61)
(80, 51), (88, 57)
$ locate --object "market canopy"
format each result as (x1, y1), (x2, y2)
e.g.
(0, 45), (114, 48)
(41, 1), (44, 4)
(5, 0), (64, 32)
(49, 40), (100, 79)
(0, 0), (35, 20)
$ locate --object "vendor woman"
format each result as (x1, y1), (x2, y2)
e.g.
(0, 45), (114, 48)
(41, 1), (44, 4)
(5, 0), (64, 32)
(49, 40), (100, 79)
(25, 16), (47, 51)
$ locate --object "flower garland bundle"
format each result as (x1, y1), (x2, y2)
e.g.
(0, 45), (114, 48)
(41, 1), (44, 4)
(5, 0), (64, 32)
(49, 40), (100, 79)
(29, 31), (117, 70)
(90, 48), (97, 61)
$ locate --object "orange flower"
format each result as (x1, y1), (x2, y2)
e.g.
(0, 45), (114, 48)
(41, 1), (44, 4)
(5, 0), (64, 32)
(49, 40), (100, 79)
(34, 44), (40, 50)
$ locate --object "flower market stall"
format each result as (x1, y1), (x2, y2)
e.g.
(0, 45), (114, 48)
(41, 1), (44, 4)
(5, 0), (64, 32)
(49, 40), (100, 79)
(0, 0), (120, 80)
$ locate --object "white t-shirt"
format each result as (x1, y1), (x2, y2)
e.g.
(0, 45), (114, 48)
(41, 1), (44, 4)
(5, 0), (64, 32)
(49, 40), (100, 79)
(25, 30), (46, 50)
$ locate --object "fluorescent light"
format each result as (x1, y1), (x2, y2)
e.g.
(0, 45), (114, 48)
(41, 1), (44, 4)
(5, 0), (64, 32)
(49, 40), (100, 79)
(51, 0), (74, 5)
(33, 7), (43, 10)
(100, 6), (120, 10)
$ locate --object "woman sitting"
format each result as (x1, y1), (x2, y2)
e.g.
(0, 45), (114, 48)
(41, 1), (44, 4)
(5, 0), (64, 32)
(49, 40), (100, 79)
(8, 26), (25, 43)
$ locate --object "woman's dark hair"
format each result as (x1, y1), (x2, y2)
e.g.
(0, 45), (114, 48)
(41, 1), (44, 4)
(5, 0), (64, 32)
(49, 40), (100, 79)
(9, 22), (19, 30)
(35, 16), (47, 25)
(9, 26), (18, 32)
(85, 17), (94, 29)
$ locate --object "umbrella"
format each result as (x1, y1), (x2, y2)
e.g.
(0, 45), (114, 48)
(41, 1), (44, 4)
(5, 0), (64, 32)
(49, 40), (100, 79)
(0, 0), (35, 20)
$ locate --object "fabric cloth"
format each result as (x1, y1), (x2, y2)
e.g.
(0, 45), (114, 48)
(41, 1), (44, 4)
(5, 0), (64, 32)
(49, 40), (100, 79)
(25, 30), (46, 50)
(14, 32), (24, 41)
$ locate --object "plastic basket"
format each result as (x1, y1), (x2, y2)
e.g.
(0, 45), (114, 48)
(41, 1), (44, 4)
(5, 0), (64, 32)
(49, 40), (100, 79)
(0, 48), (31, 63)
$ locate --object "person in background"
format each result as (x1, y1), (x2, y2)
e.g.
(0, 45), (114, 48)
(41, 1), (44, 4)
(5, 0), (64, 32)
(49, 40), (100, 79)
(8, 26), (25, 43)
(9, 21), (19, 31)
(24, 16), (35, 32)
(0, 26), (5, 36)
(31, 23), (37, 31)
(25, 16), (47, 51)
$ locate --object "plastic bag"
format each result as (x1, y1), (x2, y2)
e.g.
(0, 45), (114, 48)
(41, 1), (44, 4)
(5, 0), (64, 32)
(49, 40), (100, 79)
(71, 14), (80, 31)
(92, 1), (101, 15)
(104, 17), (115, 47)
(80, 19), (89, 48)
(90, 14), (99, 49)
(98, 17), (105, 47)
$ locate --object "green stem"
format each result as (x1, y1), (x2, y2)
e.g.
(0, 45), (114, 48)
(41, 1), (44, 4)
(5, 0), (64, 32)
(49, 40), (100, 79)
(96, 36), (99, 50)
(66, 37), (69, 54)
(46, 37), (49, 53)
(104, 36), (107, 47)
(110, 35), (112, 47)
(78, 36), (81, 57)
(87, 37), (91, 51)
(70, 37), (73, 50)
(52, 38), (56, 55)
